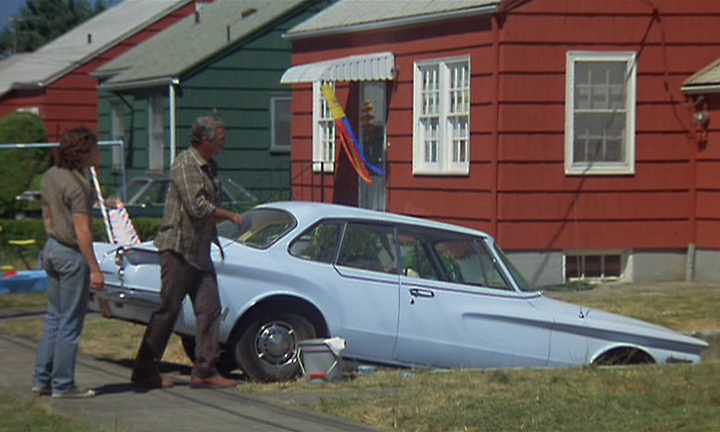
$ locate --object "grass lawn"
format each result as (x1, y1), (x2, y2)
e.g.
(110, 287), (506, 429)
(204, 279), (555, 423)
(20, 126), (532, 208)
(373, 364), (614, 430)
(1, 281), (718, 431)
(0, 395), (93, 432)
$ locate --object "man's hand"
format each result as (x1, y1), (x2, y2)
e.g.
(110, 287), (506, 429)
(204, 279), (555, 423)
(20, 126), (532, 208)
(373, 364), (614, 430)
(90, 270), (104, 291)
(231, 213), (243, 225)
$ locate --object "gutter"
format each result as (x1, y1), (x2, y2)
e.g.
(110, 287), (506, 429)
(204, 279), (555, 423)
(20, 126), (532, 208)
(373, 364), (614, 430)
(284, 4), (499, 40)
(100, 76), (176, 91)
(169, 78), (179, 167)
(681, 84), (720, 95)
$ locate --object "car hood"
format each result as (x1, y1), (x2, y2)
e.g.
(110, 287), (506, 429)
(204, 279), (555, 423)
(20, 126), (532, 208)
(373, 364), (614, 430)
(530, 295), (708, 351)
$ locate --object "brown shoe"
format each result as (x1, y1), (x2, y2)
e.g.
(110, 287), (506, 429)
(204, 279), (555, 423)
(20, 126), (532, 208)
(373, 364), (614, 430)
(131, 374), (175, 390)
(190, 375), (237, 389)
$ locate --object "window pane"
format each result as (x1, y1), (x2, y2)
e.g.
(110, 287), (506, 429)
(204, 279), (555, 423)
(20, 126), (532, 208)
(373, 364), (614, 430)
(289, 222), (342, 264)
(575, 61), (627, 110)
(398, 230), (439, 280)
(604, 255), (621, 277)
(338, 223), (397, 274)
(584, 255), (602, 278)
(565, 255), (581, 279)
(273, 98), (291, 150)
(421, 117), (439, 163)
(434, 236), (509, 290)
(574, 112), (625, 162)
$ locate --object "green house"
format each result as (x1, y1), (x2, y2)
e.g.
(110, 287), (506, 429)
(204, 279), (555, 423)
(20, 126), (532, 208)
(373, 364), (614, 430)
(94, 0), (328, 203)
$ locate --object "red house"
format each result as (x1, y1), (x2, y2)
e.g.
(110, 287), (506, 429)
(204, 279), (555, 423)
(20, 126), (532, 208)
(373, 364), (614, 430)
(281, 0), (720, 286)
(0, 0), (196, 141)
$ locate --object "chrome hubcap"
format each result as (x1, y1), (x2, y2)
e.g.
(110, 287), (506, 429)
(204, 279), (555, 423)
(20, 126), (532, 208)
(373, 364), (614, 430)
(254, 321), (297, 366)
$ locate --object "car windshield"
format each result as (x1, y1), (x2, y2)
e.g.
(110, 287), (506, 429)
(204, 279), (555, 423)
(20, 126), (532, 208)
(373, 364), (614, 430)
(217, 208), (296, 249)
(491, 242), (533, 292)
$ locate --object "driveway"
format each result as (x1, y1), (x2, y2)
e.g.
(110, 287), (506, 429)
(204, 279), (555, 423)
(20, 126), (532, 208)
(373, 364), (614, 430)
(0, 333), (376, 432)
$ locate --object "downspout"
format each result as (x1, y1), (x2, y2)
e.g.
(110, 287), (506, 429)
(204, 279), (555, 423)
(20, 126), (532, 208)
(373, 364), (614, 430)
(491, 14), (501, 240)
(169, 78), (180, 168)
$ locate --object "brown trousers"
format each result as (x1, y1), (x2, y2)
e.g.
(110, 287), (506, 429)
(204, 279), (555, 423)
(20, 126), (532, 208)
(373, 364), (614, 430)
(133, 251), (221, 379)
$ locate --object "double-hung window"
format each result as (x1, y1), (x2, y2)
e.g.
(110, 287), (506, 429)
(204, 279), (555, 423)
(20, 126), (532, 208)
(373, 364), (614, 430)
(565, 52), (637, 175)
(413, 57), (470, 175)
(312, 81), (335, 172)
(270, 96), (292, 153)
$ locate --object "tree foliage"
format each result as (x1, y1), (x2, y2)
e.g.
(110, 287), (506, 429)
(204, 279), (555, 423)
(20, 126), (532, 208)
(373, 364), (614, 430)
(1, 0), (109, 54)
(0, 112), (49, 217)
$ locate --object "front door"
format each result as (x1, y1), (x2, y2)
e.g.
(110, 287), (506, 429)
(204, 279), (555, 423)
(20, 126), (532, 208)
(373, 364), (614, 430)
(358, 82), (387, 211)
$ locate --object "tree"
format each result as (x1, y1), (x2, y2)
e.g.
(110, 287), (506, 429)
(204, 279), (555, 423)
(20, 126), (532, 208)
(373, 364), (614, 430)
(1, 0), (96, 54)
(0, 112), (50, 217)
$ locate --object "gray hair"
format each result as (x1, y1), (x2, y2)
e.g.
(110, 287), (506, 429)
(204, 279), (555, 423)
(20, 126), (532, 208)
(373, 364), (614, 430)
(191, 115), (224, 147)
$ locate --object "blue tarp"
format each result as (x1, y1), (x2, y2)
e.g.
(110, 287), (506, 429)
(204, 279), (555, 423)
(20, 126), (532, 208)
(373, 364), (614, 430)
(0, 271), (48, 294)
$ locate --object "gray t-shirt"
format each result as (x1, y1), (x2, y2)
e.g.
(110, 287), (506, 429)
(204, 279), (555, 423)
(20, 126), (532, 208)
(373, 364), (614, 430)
(42, 166), (94, 247)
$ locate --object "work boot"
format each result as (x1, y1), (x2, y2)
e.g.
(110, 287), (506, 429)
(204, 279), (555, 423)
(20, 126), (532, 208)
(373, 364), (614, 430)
(190, 374), (237, 389)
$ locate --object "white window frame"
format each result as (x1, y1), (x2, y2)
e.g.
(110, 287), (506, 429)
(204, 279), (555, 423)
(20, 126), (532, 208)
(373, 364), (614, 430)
(148, 93), (164, 172)
(312, 81), (335, 173)
(270, 96), (292, 154)
(565, 51), (637, 175)
(413, 56), (471, 176)
(110, 103), (126, 171)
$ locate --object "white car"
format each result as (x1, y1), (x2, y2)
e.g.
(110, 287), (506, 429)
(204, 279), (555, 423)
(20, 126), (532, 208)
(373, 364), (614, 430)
(91, 202), (708, 381)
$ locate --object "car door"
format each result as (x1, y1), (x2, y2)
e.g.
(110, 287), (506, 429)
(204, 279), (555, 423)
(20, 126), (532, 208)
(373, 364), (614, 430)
(394, 228), (551, 369)
(332, 221), (400, 363)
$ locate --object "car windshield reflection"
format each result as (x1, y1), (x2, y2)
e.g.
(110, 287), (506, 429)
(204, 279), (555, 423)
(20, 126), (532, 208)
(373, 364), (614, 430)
(218, 208), (296, 249)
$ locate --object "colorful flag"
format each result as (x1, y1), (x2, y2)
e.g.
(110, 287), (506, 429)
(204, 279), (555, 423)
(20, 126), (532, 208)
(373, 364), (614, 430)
(321, 85), (385, 184)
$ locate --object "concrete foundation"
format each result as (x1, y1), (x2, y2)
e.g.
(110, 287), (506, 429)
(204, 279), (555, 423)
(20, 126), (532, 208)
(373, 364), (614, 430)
(506, 252), (564, 288)
(694, 250), (720, 282)
(507, 249), (711, 287)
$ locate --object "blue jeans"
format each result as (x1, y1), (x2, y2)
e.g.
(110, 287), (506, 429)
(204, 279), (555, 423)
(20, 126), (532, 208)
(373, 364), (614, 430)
(34, 237), (90, 394)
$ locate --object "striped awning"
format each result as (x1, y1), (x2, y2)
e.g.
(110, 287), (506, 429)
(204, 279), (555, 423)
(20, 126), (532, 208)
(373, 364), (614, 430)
(280, 52), (395, 84)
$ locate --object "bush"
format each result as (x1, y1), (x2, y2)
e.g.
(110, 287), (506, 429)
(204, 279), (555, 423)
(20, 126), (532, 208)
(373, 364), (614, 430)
(0, 218), (163, 264)
(0, 112), (50, 217)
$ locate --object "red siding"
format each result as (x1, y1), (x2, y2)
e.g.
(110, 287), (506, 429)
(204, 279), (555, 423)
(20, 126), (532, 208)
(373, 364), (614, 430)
(0, 2), (195, 141)
(290, 0), (720, 254)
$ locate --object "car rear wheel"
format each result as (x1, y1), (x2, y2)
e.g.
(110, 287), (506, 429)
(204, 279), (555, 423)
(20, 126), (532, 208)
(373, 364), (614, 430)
(232, 312), (316, 382)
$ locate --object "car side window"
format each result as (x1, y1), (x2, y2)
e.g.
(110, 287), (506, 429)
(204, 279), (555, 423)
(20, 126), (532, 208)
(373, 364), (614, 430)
(289, 221), (343, 264)
(398, 230), (439, 280)
(337, 223), (397, 274)
(434, 236), (510, 290)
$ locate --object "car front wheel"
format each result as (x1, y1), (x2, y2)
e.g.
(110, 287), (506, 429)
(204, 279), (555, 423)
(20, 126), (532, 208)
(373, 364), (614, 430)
(232, 312), (316, 382)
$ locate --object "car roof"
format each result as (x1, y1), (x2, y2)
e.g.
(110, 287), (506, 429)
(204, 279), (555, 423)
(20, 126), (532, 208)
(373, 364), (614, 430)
(259, 201), (491, 239)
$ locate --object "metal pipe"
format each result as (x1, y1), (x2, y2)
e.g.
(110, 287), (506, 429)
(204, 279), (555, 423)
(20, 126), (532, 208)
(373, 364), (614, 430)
(169, 78), (179, 168)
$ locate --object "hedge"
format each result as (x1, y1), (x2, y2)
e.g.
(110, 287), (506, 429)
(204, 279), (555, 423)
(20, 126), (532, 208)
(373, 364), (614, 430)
(0, 218), (163, 258)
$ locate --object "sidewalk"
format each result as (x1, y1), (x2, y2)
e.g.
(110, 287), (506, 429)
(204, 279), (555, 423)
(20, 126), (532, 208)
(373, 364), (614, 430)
(0, 334), (376, 432)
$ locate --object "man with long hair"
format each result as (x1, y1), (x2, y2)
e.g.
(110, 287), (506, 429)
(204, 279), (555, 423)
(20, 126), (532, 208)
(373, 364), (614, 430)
(33, 127), (104, 398)
(131, 116), (242, 390)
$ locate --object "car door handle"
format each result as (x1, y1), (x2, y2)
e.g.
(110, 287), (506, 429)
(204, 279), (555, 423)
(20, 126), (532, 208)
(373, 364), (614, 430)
(409, 288), (435, 298)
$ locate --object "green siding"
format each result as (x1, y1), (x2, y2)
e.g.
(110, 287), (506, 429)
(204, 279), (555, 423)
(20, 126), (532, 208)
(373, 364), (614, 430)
(95, 2), (328, 203)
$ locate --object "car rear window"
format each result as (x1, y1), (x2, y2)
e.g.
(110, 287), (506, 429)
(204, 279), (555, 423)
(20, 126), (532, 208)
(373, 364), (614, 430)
(217, 208), (296, 249)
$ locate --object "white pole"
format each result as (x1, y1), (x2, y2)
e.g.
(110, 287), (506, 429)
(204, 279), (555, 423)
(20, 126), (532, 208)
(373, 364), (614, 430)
(89, 166), (115, 244)
(169, 79), (179, 167)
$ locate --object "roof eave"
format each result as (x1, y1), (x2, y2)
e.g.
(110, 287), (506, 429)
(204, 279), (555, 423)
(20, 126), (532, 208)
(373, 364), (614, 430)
(681, 84), (720, 95)
(284, 3), (499, 40)
(41, 0), (194, 89)
(100, 76), (178, 92)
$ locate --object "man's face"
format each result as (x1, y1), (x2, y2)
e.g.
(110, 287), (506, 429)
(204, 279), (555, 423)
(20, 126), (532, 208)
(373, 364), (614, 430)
(209, 126), (226, 157)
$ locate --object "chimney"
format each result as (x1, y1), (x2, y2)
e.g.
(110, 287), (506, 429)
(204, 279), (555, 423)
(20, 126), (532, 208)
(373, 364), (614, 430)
(87, 33), (92, 44)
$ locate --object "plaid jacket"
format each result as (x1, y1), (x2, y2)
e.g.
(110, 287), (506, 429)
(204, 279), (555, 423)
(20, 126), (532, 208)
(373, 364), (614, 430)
(154, 147), (220, 270)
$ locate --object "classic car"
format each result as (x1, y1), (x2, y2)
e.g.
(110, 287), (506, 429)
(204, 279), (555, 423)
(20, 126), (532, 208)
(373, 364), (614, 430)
(90, 202), (708, 382)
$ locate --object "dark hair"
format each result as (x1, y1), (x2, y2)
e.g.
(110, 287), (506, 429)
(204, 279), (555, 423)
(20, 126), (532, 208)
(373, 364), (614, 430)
(191, 115), (224, 147)
(54, 127), (98, 170)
